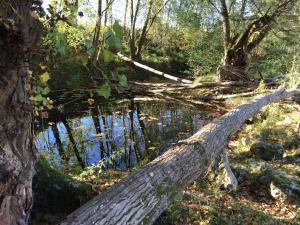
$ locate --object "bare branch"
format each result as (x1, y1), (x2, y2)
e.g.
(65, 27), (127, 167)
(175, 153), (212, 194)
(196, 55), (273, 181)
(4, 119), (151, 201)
(101, 0), (115, 15)
(207, 0), (221, 14)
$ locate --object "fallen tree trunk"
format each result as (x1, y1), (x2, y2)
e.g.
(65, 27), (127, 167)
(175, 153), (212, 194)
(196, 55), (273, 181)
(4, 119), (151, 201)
(60, 88), (298, 225)
(118, 53), (194, 84)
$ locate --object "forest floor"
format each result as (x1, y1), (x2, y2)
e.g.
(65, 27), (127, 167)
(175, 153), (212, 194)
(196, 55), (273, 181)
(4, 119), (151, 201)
(154, 99), (300, 225)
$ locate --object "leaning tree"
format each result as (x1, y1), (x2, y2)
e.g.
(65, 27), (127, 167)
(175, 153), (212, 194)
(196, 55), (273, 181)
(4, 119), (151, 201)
(210, 0), (298, 81)
(0, 1), (42, 224)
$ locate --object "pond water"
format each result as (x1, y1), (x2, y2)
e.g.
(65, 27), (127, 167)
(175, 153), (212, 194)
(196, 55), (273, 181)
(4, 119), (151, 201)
(34, 90), (214, 170)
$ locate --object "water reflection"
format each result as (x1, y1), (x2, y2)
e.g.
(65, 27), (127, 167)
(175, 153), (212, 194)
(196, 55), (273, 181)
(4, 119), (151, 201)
(35, 100), (210, 170)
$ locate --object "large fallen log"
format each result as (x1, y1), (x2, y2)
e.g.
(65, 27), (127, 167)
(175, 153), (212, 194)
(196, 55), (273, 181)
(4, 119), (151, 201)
(60, 88), (298, 225)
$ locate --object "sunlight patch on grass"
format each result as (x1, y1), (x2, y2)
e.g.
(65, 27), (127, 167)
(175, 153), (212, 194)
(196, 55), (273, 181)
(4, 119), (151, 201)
(194, 73), (217, 83)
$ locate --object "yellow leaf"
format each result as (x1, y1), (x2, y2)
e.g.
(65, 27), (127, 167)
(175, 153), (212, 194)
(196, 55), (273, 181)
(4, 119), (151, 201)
(39, 64), (47, 70)
(39, 72), (50, 84)
(87, 98), (95, 105)
(28, 70), (33, 77)
(47, 104), (54, 110)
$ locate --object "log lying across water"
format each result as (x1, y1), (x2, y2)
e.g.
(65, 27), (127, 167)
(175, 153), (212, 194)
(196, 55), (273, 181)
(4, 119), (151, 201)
(118, 53), (193, 84)
(60, 88), (299, 225)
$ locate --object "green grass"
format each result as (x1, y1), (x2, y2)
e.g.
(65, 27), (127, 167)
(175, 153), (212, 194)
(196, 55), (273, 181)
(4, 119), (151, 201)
(194, 73), (217, 83)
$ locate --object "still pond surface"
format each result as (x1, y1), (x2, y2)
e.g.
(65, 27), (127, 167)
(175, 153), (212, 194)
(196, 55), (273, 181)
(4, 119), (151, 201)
(34, 91), (214, 170)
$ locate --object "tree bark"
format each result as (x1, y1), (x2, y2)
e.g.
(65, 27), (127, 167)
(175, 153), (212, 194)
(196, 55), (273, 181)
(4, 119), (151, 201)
(92, 0), (103, 67)
(129, 0), (141, 60)
(123, 0), (129, 29)
(220, 0), (231, 50)
(60, 88), (299, 225)
(0, 1), (41, 224)
(135, 0), (154, 60)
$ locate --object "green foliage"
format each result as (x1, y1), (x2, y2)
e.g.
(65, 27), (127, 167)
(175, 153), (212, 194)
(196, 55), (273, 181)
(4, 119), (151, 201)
(98, 83), (111, 99)
(145, 25), (223, 77)
(285, 54), (300, 89)
(38, 2), (127, 99)
(84, 39), (95, 57)
(117, 74), (128, 87)
(112, 21), (124, 39)
(29, 65), (53, 116)
(105, 31), (122, 51)
(102, 49), (115, 63)
(47, 31), (68, 56)
(185, 29), (223, 76)
(249, 32), (300, 78)
(32, 157), (95, 224)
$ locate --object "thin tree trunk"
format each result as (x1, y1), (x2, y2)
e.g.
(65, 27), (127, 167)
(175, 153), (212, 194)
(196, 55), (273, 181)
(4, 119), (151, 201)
(135, 0), (170, 60)
(104, 0), (108, 26)
(129, 0), (141, 59)
(220, 0), (231, 50)
(60, 88), (299, 225)
(92, 0), (103, 65)
(135, 0), (154, 60)
(123, 0), (129, 30)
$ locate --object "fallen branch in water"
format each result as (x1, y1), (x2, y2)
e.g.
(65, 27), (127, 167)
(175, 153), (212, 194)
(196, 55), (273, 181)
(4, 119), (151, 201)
(60, 87), (299, 225)
(118, 53), (193, 84)
(195, 90), (271, 101)
(116, 94), (226, 113)
(129, 80), (249, 90)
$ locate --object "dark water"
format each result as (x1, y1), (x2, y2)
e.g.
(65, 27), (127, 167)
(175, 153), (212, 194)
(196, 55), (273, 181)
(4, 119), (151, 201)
(34, 91), (212, 170)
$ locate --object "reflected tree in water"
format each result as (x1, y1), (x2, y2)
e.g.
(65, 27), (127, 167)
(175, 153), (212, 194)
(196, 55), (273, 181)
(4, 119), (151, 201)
(61, 117), (85, 169)
(36, 100), (207, 170)
(91, 106), (106, 159)
(51, 122), (69, 162)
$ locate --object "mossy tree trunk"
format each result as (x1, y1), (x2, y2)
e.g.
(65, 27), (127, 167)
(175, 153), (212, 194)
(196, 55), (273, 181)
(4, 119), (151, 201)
(0, 1), (41, 224)
(60, 88), (299, 225)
